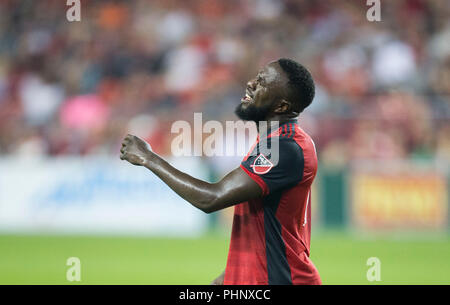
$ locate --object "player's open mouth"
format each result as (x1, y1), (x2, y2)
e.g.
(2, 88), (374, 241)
(241, 90), (254, 103)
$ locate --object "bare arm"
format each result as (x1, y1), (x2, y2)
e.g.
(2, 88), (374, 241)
(119, 134), (262, 213)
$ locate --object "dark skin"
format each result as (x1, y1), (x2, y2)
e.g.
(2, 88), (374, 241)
(120, 61), (298, 284)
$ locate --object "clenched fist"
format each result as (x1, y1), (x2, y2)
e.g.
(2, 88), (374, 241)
(120, 134), (153, 166)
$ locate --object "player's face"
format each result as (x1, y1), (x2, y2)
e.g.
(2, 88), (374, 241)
(235, 62), (288, 122)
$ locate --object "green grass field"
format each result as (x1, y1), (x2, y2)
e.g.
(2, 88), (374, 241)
(1, 232), (449, 284)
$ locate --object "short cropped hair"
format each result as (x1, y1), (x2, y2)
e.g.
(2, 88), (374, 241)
(277, 58), (315, 113)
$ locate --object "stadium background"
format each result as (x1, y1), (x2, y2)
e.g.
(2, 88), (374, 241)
(0, 0), (449, 284)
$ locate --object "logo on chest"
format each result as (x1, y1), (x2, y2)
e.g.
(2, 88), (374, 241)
(250, 153), (274, 174)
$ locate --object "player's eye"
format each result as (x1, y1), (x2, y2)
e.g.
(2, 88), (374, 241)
(257, 75), (264, 85)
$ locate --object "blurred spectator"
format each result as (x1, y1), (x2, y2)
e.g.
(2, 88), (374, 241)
(19, 73), (65, 126)
(0, 0), (449, 171)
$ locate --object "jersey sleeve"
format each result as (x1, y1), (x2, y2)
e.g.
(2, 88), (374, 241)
(240, 138), (304, 196)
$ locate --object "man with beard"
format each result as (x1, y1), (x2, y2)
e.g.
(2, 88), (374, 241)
(120, 58), (321, 285)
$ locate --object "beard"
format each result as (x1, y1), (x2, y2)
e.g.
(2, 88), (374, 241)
(234, 102), (271, 122)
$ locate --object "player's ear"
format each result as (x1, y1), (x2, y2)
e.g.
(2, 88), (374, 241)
(273, 99), (291, 114)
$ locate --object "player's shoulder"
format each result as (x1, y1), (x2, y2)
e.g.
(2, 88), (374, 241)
(287, 122), (316, 152)
(260, 122), (302, 164)
(265, 120), (317, 162)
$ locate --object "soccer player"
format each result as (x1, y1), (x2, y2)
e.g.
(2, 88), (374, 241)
(120, 58), (321, 285)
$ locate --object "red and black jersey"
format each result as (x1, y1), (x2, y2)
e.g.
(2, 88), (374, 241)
(224, 119), (321, 285)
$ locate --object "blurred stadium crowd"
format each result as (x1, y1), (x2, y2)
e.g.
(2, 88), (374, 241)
(0, 0), (449, 164)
